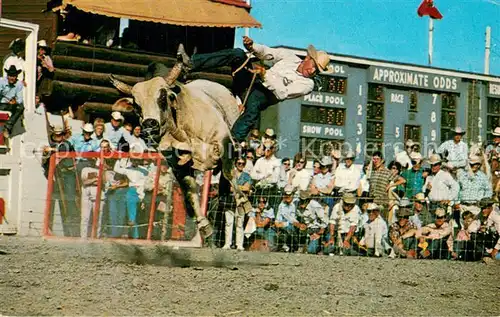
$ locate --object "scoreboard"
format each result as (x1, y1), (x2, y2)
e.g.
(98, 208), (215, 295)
(259, 49), (500, 163)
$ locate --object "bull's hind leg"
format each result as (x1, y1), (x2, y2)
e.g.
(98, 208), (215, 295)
(163, 149), (213, 239)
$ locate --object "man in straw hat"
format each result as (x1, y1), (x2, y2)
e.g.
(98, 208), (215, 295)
(437, 126), (468, 170)
(416, 208), (452, 259)
(0, 65), (25, 139)
(457, 155), (492, 216)
(486, 127), (500, 160)
(176, 36), (331, 147)
(424, 154), (459, 209)
(333, 150), (362, 195)
(389, 204), (418, 258)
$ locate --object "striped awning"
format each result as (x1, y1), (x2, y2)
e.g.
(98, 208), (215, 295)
(60, 0), (262, 28)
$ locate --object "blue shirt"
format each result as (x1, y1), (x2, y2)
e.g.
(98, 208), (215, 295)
(236, 171), (252, 186)
(0, 77), (23, 104)
(104, 122), (132, 149)
(70, 134), (100, 153)
(276, 202), (297, 227)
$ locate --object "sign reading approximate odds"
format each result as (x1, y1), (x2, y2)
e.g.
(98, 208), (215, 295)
(300, 123), (345, 139)
(369, 66), (460, 93)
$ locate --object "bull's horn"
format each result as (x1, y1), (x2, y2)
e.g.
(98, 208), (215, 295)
(163, 62), (183, 86)
(109, 74), (133, 96)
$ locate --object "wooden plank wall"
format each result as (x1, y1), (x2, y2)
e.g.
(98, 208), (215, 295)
(0, 0), (57, 57)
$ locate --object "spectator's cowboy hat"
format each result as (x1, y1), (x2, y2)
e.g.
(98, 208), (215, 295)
(366, 203), (380, 212)
(37, 40), (52, 54)
(250, 129), (260, 139)
(492, 127), (500, 137)
(331, 149), (341, 160)
(82, 123), (94, 133)
(396, 207), (412, 218)
(4, 65), (22, 76)
(283, 184), (294, 196)
(299, 190), (311, 201)
(342, 192), (356, 204)
(262, 128), (276, 140)
(344, 150), (356, 159)
(52, 125), (64, 135)
(111, 111), (124, 121)
(307, 45), (332, 73)
(399, 197), (412, 207)
(479, 198), (495, 209)
(409, 152), (423, 163)
(452, 126), (466, 135)
(435, 208), (446, 218)
(414, 193), (426, 203)
(8, 38), (25, 53)
(428, 154), (442, 165)
(469, 156), (482, 165)
(319, 156), (333, 167)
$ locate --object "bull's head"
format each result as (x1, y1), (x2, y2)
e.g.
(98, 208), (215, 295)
(109, 63), (185, 147)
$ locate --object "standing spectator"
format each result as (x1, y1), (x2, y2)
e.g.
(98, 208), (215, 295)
(222, 157), (252, 251)
(330, 149), (341, 173)
(128, 125), (148, 152)
(457, 156), (493, 215)
(368, 151), (404, 210)
(297, 191), (328, 254)
(104, 111), (132, 150)
(275, 185), (305, 252)
(243, 148), (255, 174)
(358, 161), (371, 199)
(416, 208), (451, 259)
(250, 141), (281, 202)
(485, 127), (500, 159)
(401, 152), (425, 198)
(277, 157), (291, 190)
(247, 197), (276, 250)
(472, 198), (500, 261)
(327, 193), (360, 255)
(92, 118), (106, 142)
(0, 65), (24, 139)
(288, 152), (312, 193)
(71, 123), (99, 174)
(437, 127), (468, 170)
(389, 207), (418, 258)
(425, 154), (459, 209)
(359, 203), (391, 257)
(42, 125), (80, 237)
(2, 38), (25, 82)
(395, 139), (419, 170)
(80, 164), (108, 239)
(247, 128), (261, 151)
(36, 40), (55, 97)
(312, 160), (321, 176)
(333, 150), (362, 195)
(309, 156), (334, 210)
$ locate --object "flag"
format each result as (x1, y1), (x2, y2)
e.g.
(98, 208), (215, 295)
(417, 0), (443, 19)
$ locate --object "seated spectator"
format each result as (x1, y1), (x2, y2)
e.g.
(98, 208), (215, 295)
(275, 185), (305, 252)
(247, 196), (276, 251)
(458, 156), (493, 216)
(401, 152), (424, 198)
(297, 191), (328, 254)
(416, 208), (451, 259)
(333, 150), (362, 195)
(312, 160), (321, 176)
(2, 38), (25, 81)
(327, 193), (360, 255)
(222, 157), (252, 251)
(472, 198), (500, 260)
(447, 211), (482, 261)
(243, 148), (256, 174)
(288, 152), (312, 193)
(104, 111), (132, 150)
(34, 95), (46, 115)
(410, 193), (433, 229)
(123, 122), (133, 133)
(0, 65), (24, 139)
(277, 157), (291, 190)
(359, 203), (391, 257)
(389, 206), (418, 258)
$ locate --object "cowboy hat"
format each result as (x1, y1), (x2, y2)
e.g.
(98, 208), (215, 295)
(428, 154), (442, 165)
(344, 150), (356, 159)
(469, 156), (482, 165)
(342, 192), (356, 204)
(8, 38), (25, 53)
(111, 111), (124, 121)
(366, 203), (380, 212)
(414, 193), (426, 203)
(319, 156), (333, 166)
(435, 208), (446, 218)
(37, 40), (52, 54)
(396, 207), (412, 218)
(492, 127), (500, 137)
(4, 65), (22, 76)
(263, 128), (276, 139)
(299, 190), (311, 200)
(283, 184), (294, 196)
(479, 197), (494, 209)
(82, 123), (94, 133)
(452, 126), (466, 134)
(307, 45), (331, 72)
(409, 152), (423, 163)
(52, 125), (64, 135)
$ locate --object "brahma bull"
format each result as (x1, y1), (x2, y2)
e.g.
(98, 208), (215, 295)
(109, 62), (251, 239)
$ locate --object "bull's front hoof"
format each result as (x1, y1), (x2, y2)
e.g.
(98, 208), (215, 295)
(197, 218), (213, 239)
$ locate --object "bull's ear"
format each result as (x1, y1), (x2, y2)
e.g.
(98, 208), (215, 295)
(171, 85), (181, 95)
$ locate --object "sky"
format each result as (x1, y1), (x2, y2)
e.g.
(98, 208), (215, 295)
(235, 0), (500, 76)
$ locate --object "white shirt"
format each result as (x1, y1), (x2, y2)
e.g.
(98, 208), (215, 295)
(302, 199), (328, 229)
(290, 168), (312, 192)
(362, 216), (389, 253)
(329, 202), (361, 233)
(312, 172), (333, 191)
(250, 155), (281, 187)
(437, 140), (468, 169)
(395, 151), (412, 169)
(334, 163), (362, 192)
(252, 44), (314, 101)
(427, 169), (459, 203)
(114, 161), (149, 200)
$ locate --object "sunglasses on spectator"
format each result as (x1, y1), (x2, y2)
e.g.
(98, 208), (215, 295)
(400, 216), (410, 219)
(411, 160), (419, 165)
(283, 162), (290, 165)
(236, 162), (245, 166)
(259, 199), (267, 204)
(298, 160), (305, 164)
(391, 166), (398, 170)
(470, 163), (480, 166)
(344, 203), (355, 208)
(436, 216), (446, 219)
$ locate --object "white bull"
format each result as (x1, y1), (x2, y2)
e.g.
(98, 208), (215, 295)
(110, 62), (251, 238)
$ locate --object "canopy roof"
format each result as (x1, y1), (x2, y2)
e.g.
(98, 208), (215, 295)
(60, 0), (262, 28)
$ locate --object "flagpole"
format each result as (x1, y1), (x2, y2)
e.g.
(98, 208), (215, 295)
(428, 17), (433, 66)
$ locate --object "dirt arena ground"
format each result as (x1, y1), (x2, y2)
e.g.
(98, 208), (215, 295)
(0, 236), (499, 316)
